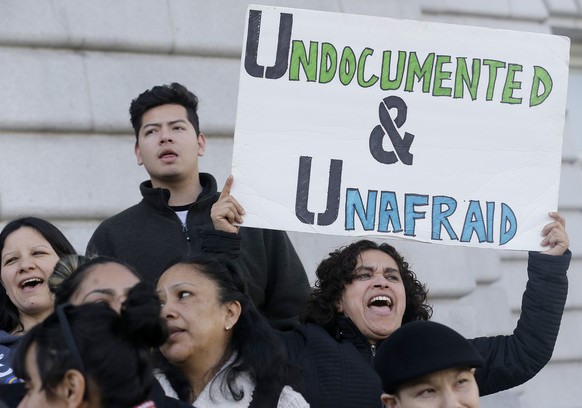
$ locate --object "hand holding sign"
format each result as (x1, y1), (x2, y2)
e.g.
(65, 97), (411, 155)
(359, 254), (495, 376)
(211, 175), (245, 234)
(540, 212), (569, 256)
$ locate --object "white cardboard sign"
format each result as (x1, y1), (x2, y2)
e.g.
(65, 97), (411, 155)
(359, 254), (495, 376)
(231, 5), (570, 250)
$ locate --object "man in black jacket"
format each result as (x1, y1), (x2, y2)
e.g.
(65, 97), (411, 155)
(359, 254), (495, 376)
(86, 82), (310, 330)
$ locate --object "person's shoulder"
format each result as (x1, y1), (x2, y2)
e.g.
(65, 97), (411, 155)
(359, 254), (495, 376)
(87, 203), (147, 249)
(0, 330), (19, 347)
(95, 202), (147, 229)
(291, 323), (336, 345)
(277, 385), (310, 408)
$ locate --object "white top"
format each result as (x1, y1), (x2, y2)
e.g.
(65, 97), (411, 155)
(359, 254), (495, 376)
(155, 358), (309, 408)
(175, 210), (188, 226)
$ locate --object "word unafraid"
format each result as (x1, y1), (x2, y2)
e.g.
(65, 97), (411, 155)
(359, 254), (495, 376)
(295, 156), (517, 245)
(344, 189), (517, 245)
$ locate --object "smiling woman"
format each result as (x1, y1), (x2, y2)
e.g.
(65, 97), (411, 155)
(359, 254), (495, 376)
(0, 217), (76, 386)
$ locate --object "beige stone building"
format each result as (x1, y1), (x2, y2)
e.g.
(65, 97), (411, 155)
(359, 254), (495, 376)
(0, 1), (580, 406)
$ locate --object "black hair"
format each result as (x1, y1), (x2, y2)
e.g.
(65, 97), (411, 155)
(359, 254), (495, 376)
(0, 217), (76, 333)
(129, 82), (201, 140)
(158, 254), (292, 403)
(301, 239), (432, 333)
(49, 255), (142, 306)
(13, 282), (167, 407)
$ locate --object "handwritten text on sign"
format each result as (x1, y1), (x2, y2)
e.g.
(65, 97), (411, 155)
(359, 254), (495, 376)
(232, 6), (570, 250)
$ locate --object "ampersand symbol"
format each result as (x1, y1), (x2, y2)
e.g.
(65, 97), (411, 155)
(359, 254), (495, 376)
(369, 95), (415, 166)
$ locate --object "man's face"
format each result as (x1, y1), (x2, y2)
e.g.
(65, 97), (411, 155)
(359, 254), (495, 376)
(381, 368), (480, 408)
(134, 104), (205, 187)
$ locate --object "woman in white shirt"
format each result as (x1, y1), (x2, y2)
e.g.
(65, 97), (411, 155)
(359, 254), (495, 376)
(155, 254), (308, 407)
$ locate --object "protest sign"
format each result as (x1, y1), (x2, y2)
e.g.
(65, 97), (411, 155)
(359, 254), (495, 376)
(231, 5), (570, 250)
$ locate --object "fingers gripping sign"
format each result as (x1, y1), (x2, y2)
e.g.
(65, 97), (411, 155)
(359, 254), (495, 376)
(211, 175), (246, 234)
(540, 212), (569, 256)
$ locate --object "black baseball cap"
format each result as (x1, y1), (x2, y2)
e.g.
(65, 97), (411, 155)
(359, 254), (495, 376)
(374, 320), (484, 394)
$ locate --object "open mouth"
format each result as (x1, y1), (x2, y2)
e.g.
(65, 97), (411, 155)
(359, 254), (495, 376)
(20, 278), (44, 291)
(159, 149), (178, 160)
(367, 295), (393, 309)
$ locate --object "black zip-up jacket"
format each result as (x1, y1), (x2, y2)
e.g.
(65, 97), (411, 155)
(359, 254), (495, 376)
(86, 173), (310, 330)
(282, 250), (570, 407)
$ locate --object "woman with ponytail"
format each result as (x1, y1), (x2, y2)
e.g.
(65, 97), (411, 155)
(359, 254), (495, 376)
(13, 282), (167, 407)
(49, 255), (142, 312)
(43, 254), (191, 408)
(155, 254), (308, 407)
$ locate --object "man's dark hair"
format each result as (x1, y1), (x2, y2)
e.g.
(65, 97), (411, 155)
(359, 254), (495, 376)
(301, 240), (432, 332)
(129, 82), (200, 140)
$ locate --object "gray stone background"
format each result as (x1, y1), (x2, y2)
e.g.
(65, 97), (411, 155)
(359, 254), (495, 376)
(0, 1), (581, 406)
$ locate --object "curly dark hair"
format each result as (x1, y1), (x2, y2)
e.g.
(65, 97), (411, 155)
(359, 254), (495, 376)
(300, 240), (432, 333)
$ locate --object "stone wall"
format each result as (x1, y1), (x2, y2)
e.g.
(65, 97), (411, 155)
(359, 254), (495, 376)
(1, 1), (580, 406)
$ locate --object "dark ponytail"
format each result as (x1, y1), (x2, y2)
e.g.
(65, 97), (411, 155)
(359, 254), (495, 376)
(120, 281), (168, 347)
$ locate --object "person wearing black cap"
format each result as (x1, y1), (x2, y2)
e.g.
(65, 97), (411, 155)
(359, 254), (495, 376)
(374, 321), (484, 408)
(282, 212), (570, 408)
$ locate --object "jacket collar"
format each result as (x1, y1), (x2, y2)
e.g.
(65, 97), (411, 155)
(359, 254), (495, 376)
(139, 172), (218, 210)
(335, 315), (383, 362)
(336, 315), (365, 340)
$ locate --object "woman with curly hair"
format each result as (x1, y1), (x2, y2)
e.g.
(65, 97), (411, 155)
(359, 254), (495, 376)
(282, 212), (570, 408)
(301, 239), (431, 333)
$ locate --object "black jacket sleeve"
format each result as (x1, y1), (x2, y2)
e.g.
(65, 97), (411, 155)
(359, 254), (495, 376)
(471, 250), (570, 395)
(238, 227), (311, 331)
(200, 229), (242, 257)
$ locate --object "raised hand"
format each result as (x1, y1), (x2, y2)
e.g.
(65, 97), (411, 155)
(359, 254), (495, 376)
(540, 212), (569, 256)
(211, 175), (245, 233)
